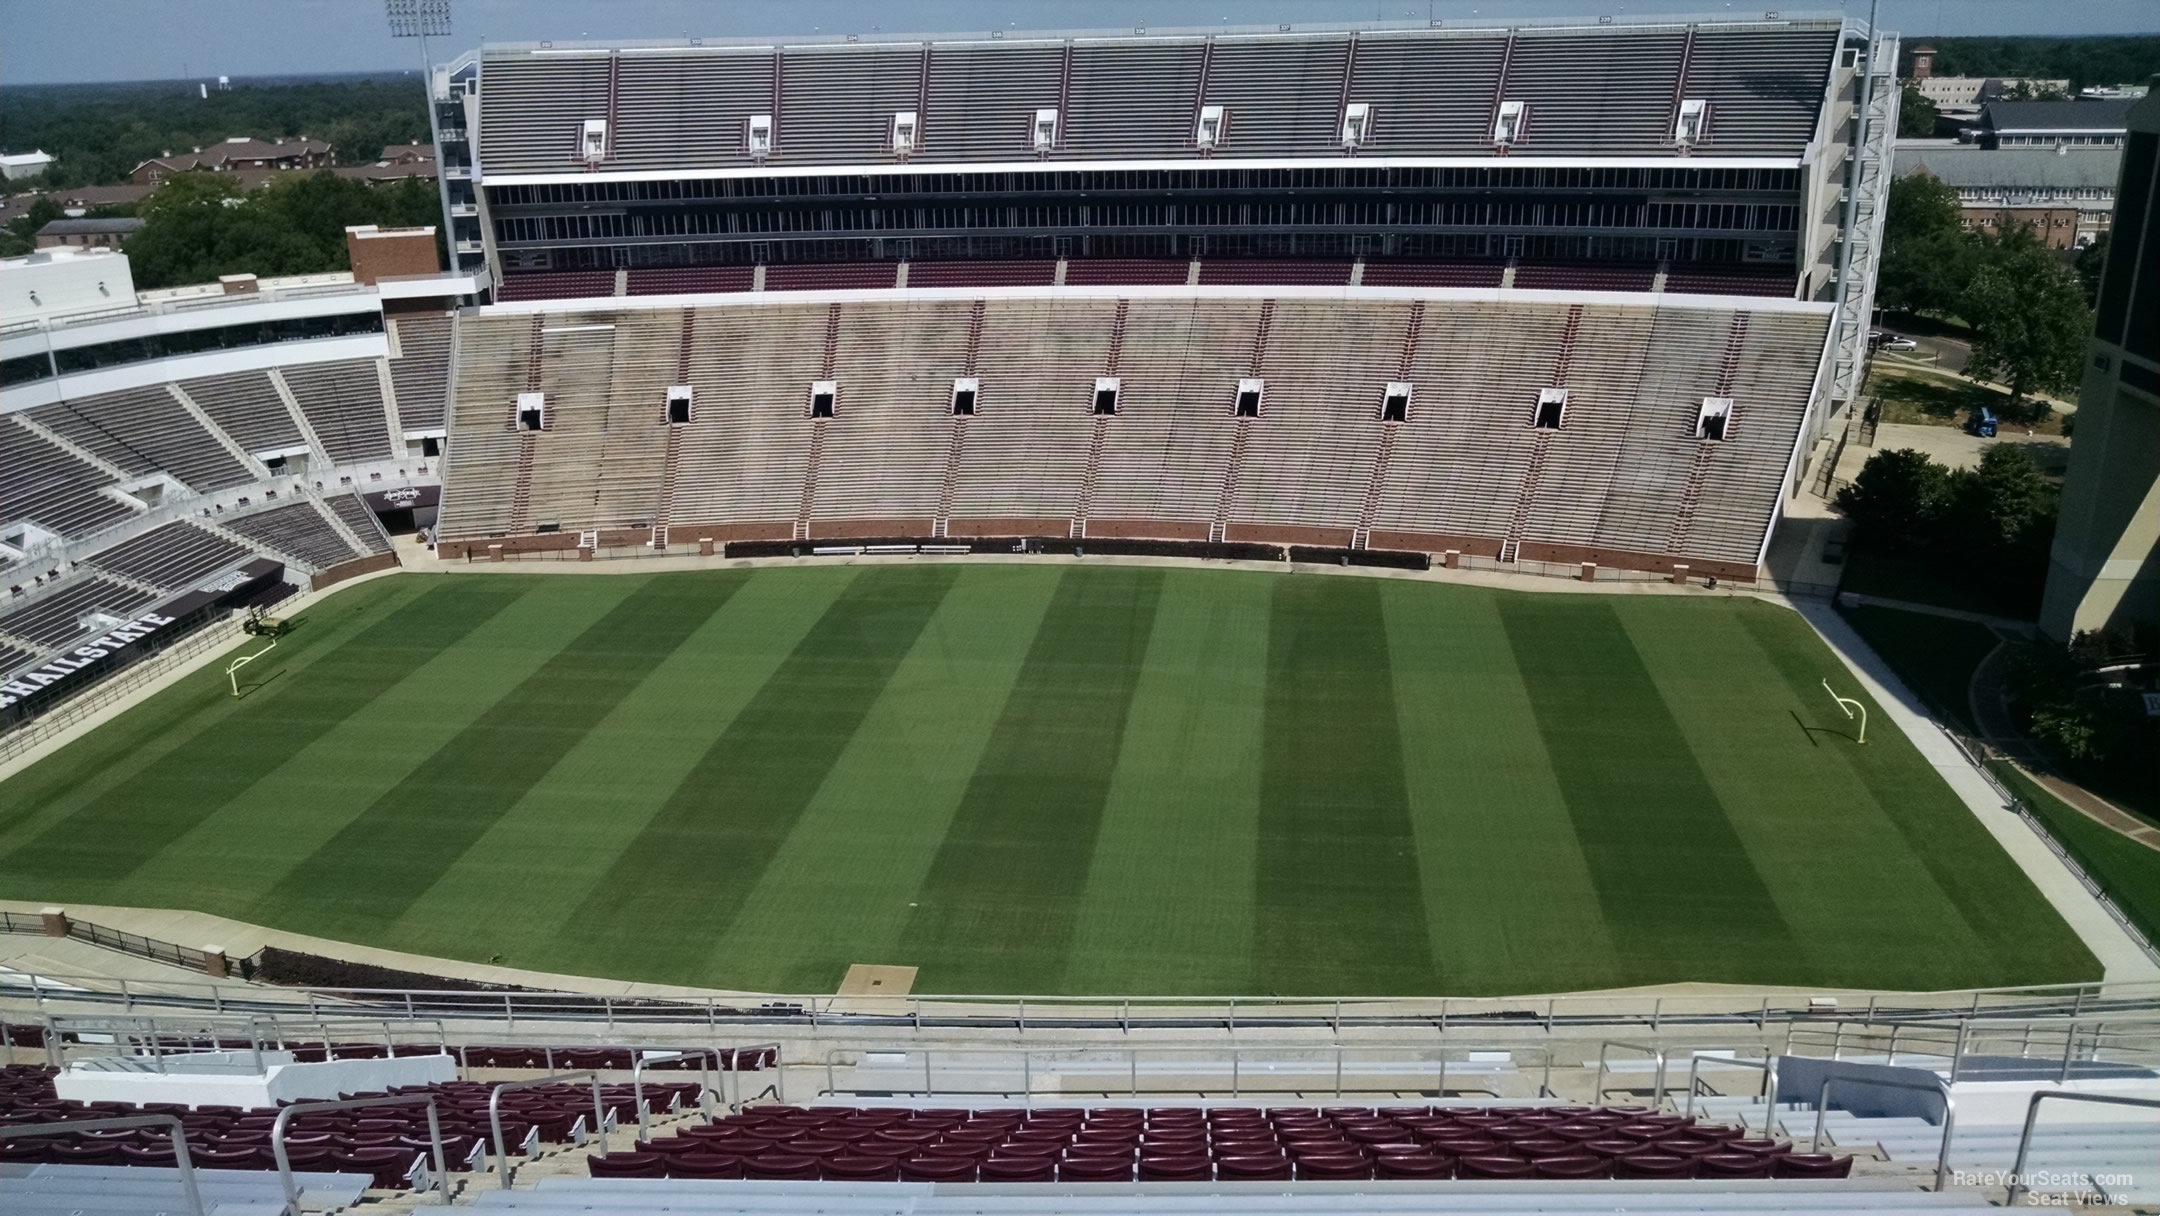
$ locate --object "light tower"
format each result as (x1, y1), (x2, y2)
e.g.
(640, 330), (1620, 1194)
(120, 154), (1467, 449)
(385, 0), (461, 277)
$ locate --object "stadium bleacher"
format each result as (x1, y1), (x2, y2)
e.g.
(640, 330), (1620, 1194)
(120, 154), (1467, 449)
(222, 499), (371, 571)
(389, 310), (456, 434)
(279, 360), (393, 466)
(28, 386), (252, 493)
(1, 419), (133, 539)
(176, 370), (306, 458)
(592, 1101), (1854, 1183)
(441, 291), (1827, 579)
(476, 24), (1838, 171)
(83, 521), (252, 591)
(0, 574), (156, 648)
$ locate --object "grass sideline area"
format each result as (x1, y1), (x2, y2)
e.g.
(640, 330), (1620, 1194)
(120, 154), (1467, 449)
(0, 567), (2097, 995)
(1989, 761), (2160, 948)
(1838, 604), (2000, 735)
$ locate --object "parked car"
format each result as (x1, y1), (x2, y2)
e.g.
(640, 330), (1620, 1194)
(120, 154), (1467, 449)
(1880, 336), (1919, 352)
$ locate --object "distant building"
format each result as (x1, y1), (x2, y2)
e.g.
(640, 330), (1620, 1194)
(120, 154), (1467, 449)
(47, 183), (157, 212)
(34, 217), (145, 250)
(1915, 76), (2068, 107)
(1980, 99), (2135, 149)
(379, 143), (436, 166)
(0, 150), (55, 181)
(1895, 145), (2120, 247)
(129, 136), (334, 185)
(2041, 84), (2160, 641)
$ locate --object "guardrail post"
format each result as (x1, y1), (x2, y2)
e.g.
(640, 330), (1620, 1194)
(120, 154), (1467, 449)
(2005, 1091), (2160, 1206)
(1333, 1046), (1344, 1098)
(1021, 1052), (1031, 1108)
(3, 1115), (204, 1216)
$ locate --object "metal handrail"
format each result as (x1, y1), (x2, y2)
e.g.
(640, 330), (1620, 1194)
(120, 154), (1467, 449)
(487, 1069), (607, 1190)
(2005, 1090), (2160, 1206)
(813, 1042), (1551, 1103)
(1807, 1065), (1954, 1191)
(1593, 1039), (1669, 1107)
(272, 1093), (449, 1210)
(1, 1114), (203, 1216)
(1680, 1052), (1780, 1136)
(631, 1049), (722, 1142)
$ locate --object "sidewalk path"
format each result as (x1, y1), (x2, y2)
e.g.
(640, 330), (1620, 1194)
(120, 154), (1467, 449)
(1969, 635), (2160, 853)
(1795, 599), (2160, 984)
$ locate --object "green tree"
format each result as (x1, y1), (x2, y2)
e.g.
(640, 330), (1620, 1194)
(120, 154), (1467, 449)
(1836, 448), (1952, 552)
(1878, 173), (1977, 315)
(1961, 228), (2092, 409)
(2073, 233), (2111, 308)
(1898, 87), (1940, 138)
(123, 170), (440, 289)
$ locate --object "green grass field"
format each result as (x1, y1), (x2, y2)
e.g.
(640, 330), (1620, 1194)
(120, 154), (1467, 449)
(0, 566), (2098, 996)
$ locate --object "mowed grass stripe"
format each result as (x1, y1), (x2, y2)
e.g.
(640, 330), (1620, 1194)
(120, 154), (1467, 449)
(0, 580), (522, 883)
(570, 565), (961, 957)
(1380, 585), (1624, 995)
(1499, 596), (1800, 982)
(1255, 577), (1434, 995)
(254, 576), (738, 936)
(393, 569), (855, 976)
(1614, 600), (1998, 986)
(121, 579), (637, 914)
(0, 577), (433, 849)
(1734, 608), (2098, 984)
(1062, 569), (1271, 994)
(901, 566), (1166, 993)
(698, 566), (1063, 992)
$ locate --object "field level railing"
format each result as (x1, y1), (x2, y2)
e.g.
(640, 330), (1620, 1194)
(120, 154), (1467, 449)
(6, 971), (2160, 1038)
(812, 1042), (1559, 1104)
(1783, 1015), (2160, 1084)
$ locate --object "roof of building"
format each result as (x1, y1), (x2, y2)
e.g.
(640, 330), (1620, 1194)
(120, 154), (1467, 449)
(51, 183), (156, 207)
(134, 137), (333, 174)
(37, 217), (146, 235)
(380, 143), (436, 161)
(0, 150), (55, 167)
(1981, 98), (2137, 132)
(474, 18), (1844, 176)
(1895, 145), (2122, 191)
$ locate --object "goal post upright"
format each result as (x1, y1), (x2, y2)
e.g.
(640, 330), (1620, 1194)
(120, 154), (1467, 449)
(1821, 678), (1867, 744)
(228, 640), (279, 698)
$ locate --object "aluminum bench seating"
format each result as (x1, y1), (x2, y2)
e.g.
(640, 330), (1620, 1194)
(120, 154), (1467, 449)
(279, 360), (393, 465)
(324, 494), (395, 554)
(84, 521), (251, 590)
(388, 311), (456, 433)
(0, 575), (156, 648)
(222, 500), (363, 571)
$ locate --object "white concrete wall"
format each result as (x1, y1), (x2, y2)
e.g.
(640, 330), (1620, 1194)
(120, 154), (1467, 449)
(55, 1052), (456, 1109)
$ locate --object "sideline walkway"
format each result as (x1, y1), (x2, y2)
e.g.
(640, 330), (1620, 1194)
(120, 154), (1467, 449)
(1968, 635), (2160, 852)
(1796, 600), (2160, 985)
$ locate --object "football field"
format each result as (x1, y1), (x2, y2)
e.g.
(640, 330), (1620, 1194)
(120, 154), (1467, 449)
(0, 565), (2097, 995)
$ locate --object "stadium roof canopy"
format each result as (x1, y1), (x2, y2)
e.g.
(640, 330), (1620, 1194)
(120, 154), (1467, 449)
(473, 17), (1845, 182)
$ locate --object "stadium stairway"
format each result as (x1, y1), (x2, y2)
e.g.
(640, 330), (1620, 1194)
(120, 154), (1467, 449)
(1813, 1111), (2156, 1206)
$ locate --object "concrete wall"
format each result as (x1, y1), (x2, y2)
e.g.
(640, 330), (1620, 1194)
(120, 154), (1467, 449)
(54, 1052), (456, 1109)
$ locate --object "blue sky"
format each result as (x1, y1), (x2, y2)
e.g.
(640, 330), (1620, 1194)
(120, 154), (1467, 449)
(0, 0), (2153, 85)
